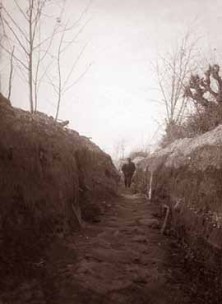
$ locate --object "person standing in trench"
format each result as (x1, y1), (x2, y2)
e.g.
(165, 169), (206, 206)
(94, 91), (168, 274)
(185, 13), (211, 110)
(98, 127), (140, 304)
(121, 158), (136, 188)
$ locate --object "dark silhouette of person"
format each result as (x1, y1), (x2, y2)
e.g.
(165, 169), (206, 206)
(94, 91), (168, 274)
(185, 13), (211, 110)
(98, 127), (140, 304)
(121, 158), (136, 188)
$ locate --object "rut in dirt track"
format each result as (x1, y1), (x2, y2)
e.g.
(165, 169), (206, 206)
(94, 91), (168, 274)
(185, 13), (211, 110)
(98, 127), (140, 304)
(45, 190), (191, 304)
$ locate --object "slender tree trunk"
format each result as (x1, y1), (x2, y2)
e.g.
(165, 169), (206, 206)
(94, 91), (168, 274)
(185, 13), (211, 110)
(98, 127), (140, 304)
(28, 0), (34, 113)
(7, 46), (14, 100)
(55, 56), (62, 121)
(55, 33), (63, 121)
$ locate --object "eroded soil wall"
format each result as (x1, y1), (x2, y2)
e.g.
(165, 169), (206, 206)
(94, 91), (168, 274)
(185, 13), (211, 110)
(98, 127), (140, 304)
(135, 128), (222, 301)
(0, 94), (119, 283)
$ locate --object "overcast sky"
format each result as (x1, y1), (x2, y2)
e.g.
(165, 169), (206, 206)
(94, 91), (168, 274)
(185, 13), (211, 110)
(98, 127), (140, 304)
(2, 0), (222, 157)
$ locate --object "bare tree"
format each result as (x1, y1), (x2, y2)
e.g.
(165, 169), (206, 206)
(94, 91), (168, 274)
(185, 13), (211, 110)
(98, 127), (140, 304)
(0, 0), (54, 112)
(45, 18), (91, 121)
(154, 33), (198, 126)
(0, 0), (90, 116)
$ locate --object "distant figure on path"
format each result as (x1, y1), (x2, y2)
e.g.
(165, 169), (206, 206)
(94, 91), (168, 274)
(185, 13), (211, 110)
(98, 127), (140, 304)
(121, 158), (136, 188)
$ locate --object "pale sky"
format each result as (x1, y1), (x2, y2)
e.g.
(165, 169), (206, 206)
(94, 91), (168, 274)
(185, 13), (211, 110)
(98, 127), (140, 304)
(2, 0), (222, 157)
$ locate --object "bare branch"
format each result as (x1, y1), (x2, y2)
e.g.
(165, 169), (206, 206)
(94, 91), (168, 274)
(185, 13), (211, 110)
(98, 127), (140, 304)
(62, 43), (87, 91)
(63, 62), (92, 93)
(61, 18), (91, 54)
(154, 32), (198, 125)
(13, 0), (29, 22)
(1, 15), (29, 55)
(0, 42), (29, 70)
(45, 73), (59, 94)
(1, 5), (29, 41)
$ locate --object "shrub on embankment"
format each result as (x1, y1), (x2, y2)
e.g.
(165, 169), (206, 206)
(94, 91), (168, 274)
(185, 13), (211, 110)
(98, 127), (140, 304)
(161, 64), (222, 148)
(0, 93), (119, 281)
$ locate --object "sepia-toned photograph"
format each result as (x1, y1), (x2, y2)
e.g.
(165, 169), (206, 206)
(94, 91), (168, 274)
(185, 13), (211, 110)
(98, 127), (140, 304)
(0, 0), (222, 303)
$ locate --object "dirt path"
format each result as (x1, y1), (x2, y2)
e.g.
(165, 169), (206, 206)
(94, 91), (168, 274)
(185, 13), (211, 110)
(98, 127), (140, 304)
(42, 190), (192, 304)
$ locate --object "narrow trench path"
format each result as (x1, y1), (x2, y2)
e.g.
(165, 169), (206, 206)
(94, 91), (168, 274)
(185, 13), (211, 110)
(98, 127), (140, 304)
(45, 189), (193, 304)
